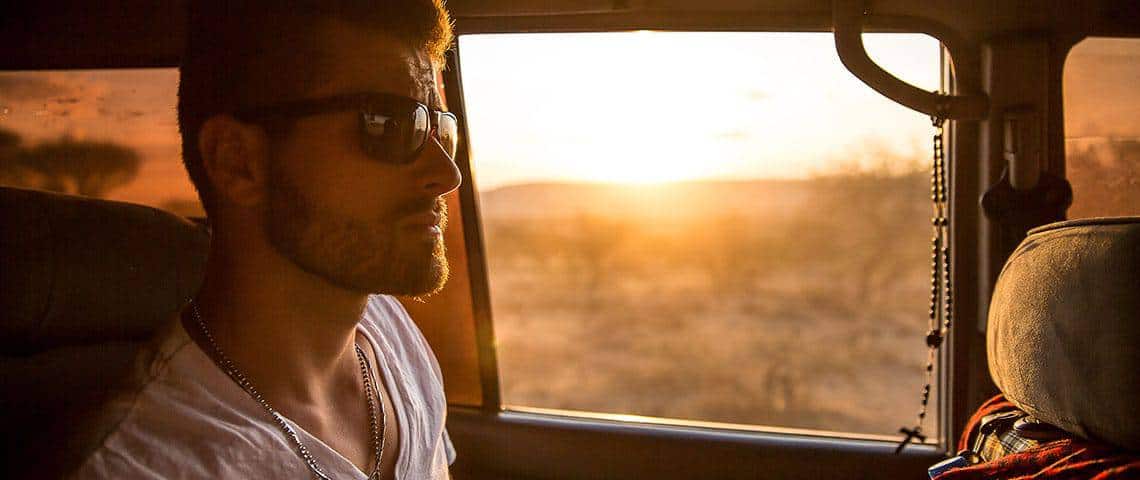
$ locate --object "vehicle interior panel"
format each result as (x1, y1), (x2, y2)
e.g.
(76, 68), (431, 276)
(0, 1), (1137, 478)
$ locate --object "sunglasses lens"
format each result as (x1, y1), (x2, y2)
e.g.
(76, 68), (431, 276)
(361, 112), (404, 161)
(438, 113), (458, 158)
(408, 107), (430, 157)
(360, 105), (455, 163)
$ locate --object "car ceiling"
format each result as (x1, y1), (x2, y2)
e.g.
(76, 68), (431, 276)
(1, 0), (1137, 70)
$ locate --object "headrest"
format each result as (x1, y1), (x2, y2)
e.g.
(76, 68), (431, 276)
(987, 216), (1140, 451)
(0, 187), (209, 354)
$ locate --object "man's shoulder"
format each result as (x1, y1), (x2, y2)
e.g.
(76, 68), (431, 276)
(71, 410), (292, 479)
(68, 321), (290, 479)
(70, 369), (293, 479)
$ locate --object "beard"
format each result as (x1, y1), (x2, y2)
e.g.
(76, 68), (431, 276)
(264, 164), (449, 297)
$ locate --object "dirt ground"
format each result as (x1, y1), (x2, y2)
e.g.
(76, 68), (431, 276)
(481, 169), (942, 437)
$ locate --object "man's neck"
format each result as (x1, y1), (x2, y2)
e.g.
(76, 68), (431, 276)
(185, 234), (371, 404)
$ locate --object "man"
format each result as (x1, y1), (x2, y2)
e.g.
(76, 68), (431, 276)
(71, 1), (460, 478)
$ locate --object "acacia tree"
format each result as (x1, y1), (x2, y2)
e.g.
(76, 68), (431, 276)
(802, 154), (929, 317)
(0, 128), (19, 151)
(0, 127), (33, 189)
(0, 128), (24, 185)
(0, 128), (141, 198)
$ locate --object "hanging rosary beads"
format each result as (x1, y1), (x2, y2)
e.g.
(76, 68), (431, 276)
(896, 111), (953, 454)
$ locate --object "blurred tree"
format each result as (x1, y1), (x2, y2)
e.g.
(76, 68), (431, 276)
(0, 128), (141, 198)
(803, 153), (928, 316)
(569, 213), (630, 301)
(0, 127), (20, 150)
(1067, 139), (1140, 218)
(698, 212), (776, 295)
(0, 127), (29, 189)
(0, 127), (24, 184)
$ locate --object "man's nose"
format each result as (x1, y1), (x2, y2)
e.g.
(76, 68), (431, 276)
(412, 135), (462, 196)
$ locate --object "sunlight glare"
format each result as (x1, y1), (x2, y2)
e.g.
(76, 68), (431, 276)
(458, 31), (940, 189)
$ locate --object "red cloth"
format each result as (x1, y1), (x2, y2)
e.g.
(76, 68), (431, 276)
(935, 395), (1140, 480)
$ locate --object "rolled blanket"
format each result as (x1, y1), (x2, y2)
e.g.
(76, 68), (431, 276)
(934, 395), (1140, 480)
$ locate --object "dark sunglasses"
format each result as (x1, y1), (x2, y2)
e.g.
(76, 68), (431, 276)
(233, 92), (459, 164)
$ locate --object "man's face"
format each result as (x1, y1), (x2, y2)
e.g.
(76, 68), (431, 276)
(262, 20), (461, 296)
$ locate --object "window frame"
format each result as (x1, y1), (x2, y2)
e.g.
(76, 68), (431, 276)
(442, 18), (1140, 478)
(1059, 35), (1140, 220)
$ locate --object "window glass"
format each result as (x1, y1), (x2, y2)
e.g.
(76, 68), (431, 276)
(0, 69), (202, 217)
(460, 32), (941, 437)
(1063, 37), (1140, 218)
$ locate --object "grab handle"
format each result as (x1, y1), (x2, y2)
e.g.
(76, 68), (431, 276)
(833, 0), (989, 120)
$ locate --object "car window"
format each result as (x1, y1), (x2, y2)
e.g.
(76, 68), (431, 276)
(459, 31), (943, 438)
(1063, 37), (1140, 219)
(0, 68), (201, 217)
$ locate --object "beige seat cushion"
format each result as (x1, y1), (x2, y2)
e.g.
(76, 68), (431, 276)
(987, 216), (1140, 451)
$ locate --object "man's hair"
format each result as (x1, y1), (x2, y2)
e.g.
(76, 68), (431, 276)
(178, 1), (453, 215)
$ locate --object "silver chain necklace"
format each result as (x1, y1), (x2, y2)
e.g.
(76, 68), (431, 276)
(188, 300), (385, 480)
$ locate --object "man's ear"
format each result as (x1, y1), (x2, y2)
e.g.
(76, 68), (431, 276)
(198, 115), (270, 208)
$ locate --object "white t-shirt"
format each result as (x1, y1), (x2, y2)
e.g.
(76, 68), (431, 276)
(70, 295), (455, 479)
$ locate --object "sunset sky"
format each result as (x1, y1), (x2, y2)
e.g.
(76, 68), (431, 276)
(0, 31), (940, 205)
(7, 33), (1134, 204)
(459, 32), (940, 189)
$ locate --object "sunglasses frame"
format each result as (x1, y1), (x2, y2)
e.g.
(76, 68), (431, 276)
(232, 92), (458, 164)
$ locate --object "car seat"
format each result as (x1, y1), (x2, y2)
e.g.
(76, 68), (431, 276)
(933, 216), (1139, 478)
(0, 186), (209, 477)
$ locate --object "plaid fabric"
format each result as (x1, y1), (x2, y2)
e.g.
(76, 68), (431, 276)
(934, 395), (1140, 480)
(973, 410), (1044, 461)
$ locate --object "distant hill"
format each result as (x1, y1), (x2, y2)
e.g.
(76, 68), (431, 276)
(477, 179), (816, 221)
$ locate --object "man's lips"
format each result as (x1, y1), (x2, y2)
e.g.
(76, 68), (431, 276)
(397, 197), (447, 239)
(401, 210), (444, 240)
